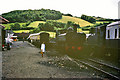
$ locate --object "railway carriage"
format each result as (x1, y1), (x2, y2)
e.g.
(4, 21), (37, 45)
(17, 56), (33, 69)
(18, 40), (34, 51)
(87, 21), (120, 62)
(105, 21), (120, 61)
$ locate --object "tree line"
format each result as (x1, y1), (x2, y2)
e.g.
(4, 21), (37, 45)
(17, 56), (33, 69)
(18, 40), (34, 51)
(97, 18), (120, 21)
(81, 14), (96, 23)
(2, 9), (62, 23)
(10, 22), (34, 30)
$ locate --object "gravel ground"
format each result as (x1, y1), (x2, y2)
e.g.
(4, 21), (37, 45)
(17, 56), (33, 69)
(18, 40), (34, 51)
(2, 41), (100, 78)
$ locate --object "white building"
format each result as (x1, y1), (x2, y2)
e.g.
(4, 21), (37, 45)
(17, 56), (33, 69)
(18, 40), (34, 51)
(106, 21), (120, 39)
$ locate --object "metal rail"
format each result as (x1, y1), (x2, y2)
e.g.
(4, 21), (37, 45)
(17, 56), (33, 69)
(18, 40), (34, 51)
(88, 59), (120, 71)
(78, 60), (120, 80)
(67, 56), (119, 80)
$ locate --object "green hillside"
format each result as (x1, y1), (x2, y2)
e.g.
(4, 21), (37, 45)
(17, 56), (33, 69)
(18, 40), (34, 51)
(3, 15), (94, 34)
(2, 9), (62, 22)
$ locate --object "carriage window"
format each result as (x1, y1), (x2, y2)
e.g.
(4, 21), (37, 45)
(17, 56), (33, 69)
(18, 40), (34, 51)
(108, 30), (110, 38)
(115, 29), (117, 38)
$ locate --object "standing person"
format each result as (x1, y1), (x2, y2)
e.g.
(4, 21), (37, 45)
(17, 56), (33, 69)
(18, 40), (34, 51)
(23, 37), (25, 43)
(41, 42), (45, 57)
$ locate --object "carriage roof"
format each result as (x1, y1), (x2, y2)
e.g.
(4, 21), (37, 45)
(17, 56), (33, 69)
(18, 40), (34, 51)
(107, 21), (120, 27)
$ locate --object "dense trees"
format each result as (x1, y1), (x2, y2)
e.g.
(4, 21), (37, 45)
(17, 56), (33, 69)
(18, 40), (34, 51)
(38, 21), (80, 31)
(10, 22), (21, 30)
(10, 22), (34, 30)
(2, 9), (62, 23)
(29, 21), (79, 33)
(81, 14), (96, 23)
(38, 21), (66, 31)
(63, 13), (73, 17)
(97, 18), (120, 21)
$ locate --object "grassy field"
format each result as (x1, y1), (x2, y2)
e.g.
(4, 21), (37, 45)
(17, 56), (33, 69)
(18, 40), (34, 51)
(55, 16), (94, 27)
(82, 31), (90, 34)
(27, 21), (45, 28)
(77, 28), (82, 32)
(77, 28), (89, 34)
(13, 30), (32, 33)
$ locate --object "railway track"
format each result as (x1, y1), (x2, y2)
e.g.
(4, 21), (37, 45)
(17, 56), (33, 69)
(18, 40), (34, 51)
(88, 59), (120, 71)
(67, 56), (120, 80)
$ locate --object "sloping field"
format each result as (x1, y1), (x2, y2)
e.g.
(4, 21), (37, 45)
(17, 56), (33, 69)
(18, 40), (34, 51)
(56, 16), (94, 27)
(27, 21), (45, 28)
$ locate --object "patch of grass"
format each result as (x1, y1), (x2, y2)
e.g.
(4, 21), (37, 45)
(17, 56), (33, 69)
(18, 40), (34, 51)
(13, 30), (31, 33)
(82, 31), (90, 34)
(55, 16), (94, 27)
(77, 28), (82, 33)
(96, 21), (111, 24)
(27, 21), (45, 28)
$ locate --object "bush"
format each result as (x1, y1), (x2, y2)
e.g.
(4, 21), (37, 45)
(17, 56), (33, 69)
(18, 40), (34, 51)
(10, 22), (21, 30)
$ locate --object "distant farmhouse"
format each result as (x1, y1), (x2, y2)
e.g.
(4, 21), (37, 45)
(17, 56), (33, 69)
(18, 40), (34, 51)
(0, 16), (9, 51)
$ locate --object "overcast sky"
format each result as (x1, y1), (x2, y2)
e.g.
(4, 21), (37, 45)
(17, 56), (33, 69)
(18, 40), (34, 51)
(0, 0), (119, 19)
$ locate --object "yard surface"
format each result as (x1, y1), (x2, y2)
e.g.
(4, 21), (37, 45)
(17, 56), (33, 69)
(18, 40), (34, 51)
(2, 41), (99, 78)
